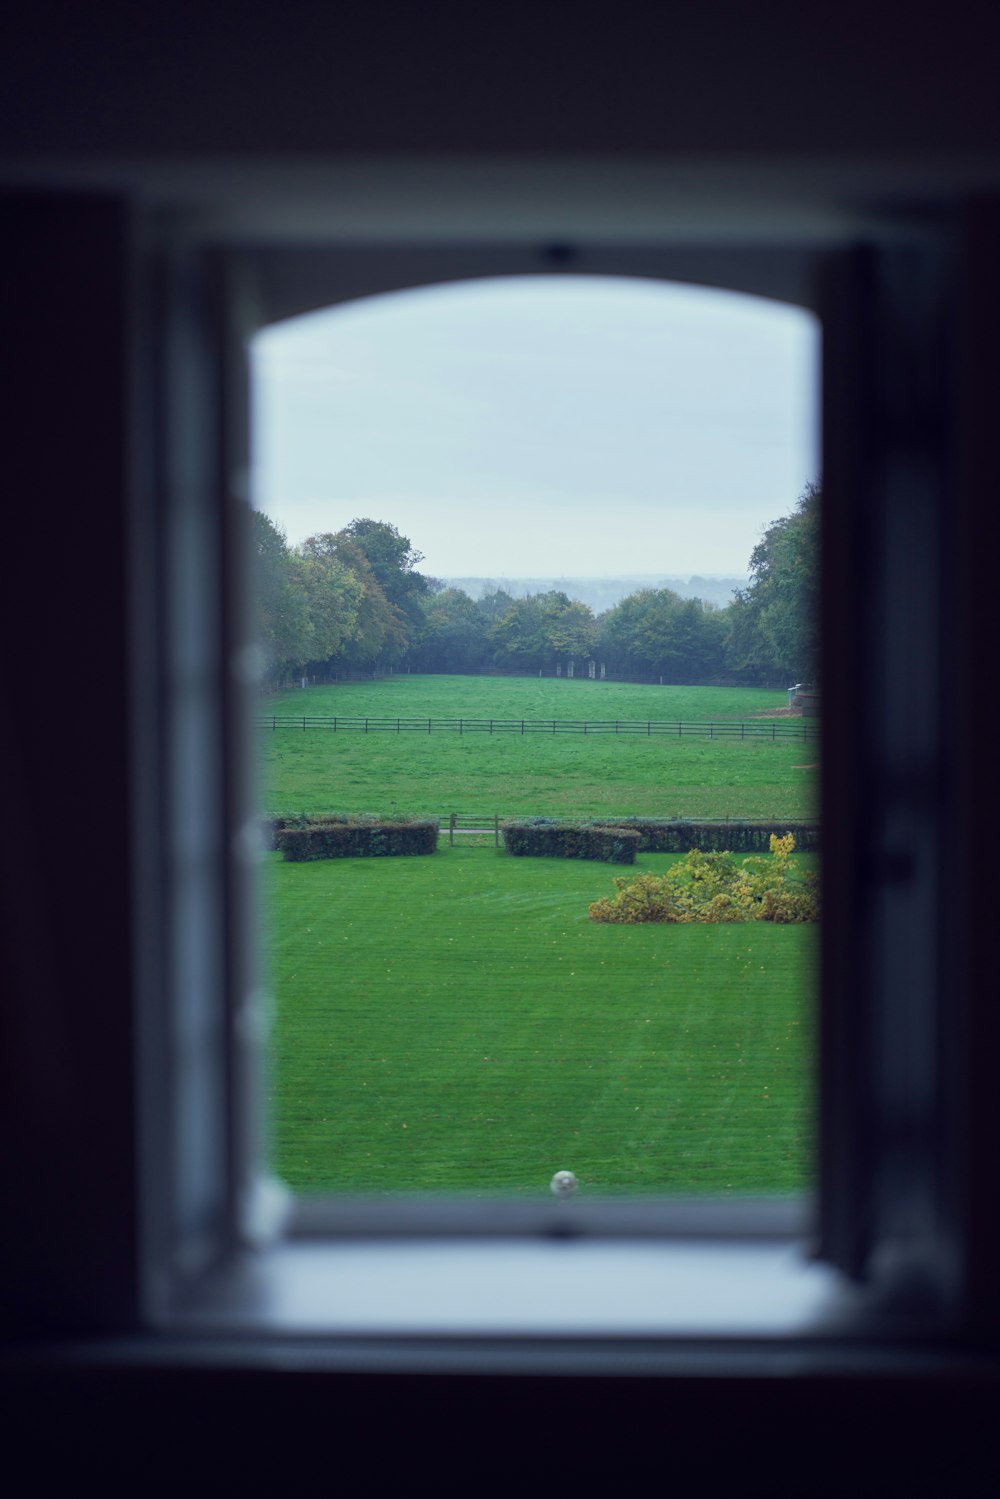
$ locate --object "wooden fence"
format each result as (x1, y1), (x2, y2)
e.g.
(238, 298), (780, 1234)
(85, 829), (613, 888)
(256, 715), (820, 742)
(442, 813), (502, 846)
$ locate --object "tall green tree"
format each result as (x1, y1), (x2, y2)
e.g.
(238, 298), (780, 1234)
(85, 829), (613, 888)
(546, 596), (597, 662)
(599, 587), (725, 682)
(300, 532), (407, 670)
(489, 594), (550, 670)
(341, 517), (424, 582)
(294, 547), (364, 666)
(726, 482), (820, 683)
(409, 586), (490, 673)
(340, 517), (430, 639)
(251, 510), (311, 683)
(474, 587), (516, 628)
(489, 591), (596, 672)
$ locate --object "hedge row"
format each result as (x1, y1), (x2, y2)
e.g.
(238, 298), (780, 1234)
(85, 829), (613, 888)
(501, 820), (641, 864)
(262, 813), (818, 862)
(591, 819), (820, 853)
(268, 813), (438, 861)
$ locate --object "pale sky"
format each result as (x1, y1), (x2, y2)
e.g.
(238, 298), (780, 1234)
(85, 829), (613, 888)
(250, 275), (819, 580)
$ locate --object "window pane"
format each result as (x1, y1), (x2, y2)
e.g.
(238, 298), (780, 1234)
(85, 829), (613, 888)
(249, 275), (820, 1200)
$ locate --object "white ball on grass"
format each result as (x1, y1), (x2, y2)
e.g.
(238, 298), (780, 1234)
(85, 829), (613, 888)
(550, 1170), (579, 1198)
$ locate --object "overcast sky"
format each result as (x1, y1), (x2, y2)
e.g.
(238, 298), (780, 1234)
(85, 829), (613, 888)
(250, 275), (819, 580)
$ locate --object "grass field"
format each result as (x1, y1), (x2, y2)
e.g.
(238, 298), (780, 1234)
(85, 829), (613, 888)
(259, 676), (818, 822)
(265, 675), (796, 721)
(260, 675), (817, 1197)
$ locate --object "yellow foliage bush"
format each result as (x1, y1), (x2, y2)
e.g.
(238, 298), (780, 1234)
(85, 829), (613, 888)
(588, 834), (819, 925)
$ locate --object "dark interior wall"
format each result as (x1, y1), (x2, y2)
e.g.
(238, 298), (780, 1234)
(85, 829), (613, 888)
(0, 196), (140, 1336)
(4, 3), (1000, 156)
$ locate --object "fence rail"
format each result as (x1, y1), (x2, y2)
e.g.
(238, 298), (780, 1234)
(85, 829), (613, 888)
(256, 715), (820, 742)
(442, 813), (502, 846)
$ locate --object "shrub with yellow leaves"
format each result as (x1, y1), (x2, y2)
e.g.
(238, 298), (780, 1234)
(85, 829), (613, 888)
(588, 834), (819, 925)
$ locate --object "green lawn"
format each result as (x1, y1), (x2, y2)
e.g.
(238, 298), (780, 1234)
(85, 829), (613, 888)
(261, 675), (817, 1198)
(265, 675), (794, 721)
(265, 847), (815, 1196)
(259, 676), (818, 822)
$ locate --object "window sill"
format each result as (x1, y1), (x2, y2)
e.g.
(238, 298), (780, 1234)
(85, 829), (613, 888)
(171, 1236), (856, 1344)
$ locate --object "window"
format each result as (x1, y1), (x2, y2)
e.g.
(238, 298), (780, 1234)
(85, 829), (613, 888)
(6, 197), (996, 1360)
(248, 273), (821, 1214)
(127, 233), (987, 1348)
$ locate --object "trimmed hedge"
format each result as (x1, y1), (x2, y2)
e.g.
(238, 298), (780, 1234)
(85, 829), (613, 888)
(270, 813), (438, 861)
(263, 814), (817, 861)
(591, 818), (820, 853)
(501, 819), (641, 864)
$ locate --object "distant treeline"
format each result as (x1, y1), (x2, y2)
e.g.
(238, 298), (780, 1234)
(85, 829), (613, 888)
(440, 574), (748, 613)
(253, 487), (818, 690)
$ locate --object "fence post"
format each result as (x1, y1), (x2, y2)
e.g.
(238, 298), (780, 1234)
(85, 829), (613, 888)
(450, 812), (456, 847)
(495, 814), (499, 849)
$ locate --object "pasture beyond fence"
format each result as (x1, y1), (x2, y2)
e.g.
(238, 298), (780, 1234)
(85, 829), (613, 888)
(257, 714), (820, 742)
